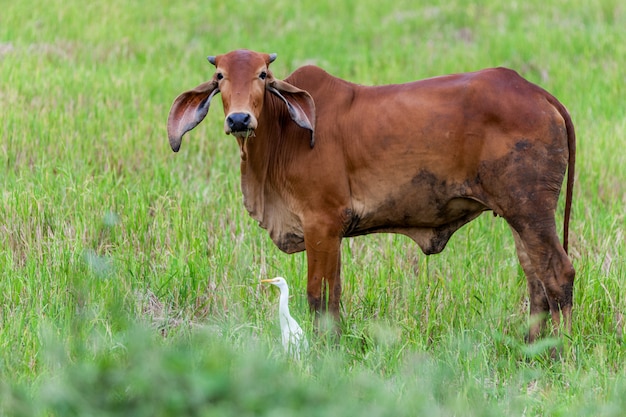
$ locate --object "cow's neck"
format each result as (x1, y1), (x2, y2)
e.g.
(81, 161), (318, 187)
(237, 132), (267, 224)
(234, 93), (312, 254)
(236, 96), (283, 226)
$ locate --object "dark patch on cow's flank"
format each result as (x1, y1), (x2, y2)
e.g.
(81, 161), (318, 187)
(476, 138), (568, 233)
(515, 139), (532, 151)
(411, 169), (448, 215)
(412, 169), (439, 188)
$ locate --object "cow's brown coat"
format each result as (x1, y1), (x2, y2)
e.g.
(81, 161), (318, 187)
(168, 49), (576, 341)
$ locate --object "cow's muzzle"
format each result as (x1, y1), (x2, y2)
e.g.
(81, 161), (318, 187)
(225, 112), (257, 137)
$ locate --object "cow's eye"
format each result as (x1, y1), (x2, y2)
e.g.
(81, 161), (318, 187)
(216, 72), (224, 81)
(259, 71), (267, 80)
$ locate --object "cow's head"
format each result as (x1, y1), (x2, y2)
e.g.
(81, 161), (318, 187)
(167, 49), (316, 152)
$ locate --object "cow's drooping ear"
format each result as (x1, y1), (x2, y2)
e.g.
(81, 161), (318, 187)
(167, 80), (219, 152)
(267, 79), (316, 147)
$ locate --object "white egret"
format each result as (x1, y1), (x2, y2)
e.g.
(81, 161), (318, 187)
(261, 277), (308, 359)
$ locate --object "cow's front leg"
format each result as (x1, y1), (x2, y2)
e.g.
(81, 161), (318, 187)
(303, 223), (343, 328)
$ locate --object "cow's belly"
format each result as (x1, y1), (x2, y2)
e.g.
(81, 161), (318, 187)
(349, 167), (482, 227)
(350, 194), (484, 232)
(348, 195), (487, 254)
(346, 171), (488, 254)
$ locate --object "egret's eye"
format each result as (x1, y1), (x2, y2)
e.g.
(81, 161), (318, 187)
(259, 71), (267, 80)
(216, 72), (224, 81)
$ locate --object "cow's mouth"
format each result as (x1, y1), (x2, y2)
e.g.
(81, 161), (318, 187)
(231, 130), (256, 139)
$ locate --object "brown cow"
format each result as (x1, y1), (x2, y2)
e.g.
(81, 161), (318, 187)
(167, 49), (575, 342)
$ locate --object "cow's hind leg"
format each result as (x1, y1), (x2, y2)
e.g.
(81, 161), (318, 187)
(510, 228), (550, 342)
(509, 222), (575, 341)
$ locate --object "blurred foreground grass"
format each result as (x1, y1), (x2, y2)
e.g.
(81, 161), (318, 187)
(2, 318), (626, 417)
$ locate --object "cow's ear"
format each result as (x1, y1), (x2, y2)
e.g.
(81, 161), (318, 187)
(267, 79), (316, 147)
(167, 81), (219, 152)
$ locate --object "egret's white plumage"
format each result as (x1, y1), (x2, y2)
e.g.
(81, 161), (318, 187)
(261, 277), (308, 359)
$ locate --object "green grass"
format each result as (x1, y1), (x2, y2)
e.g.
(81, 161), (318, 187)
(1, 0), (625, 415)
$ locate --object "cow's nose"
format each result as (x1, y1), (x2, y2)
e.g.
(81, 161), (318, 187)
(226, 112), (252, 132)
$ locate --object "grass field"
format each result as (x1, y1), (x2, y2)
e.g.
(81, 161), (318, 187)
(1, 0), (625, 415)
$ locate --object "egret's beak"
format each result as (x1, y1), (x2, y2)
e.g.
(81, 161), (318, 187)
(261, 279), (276, 284)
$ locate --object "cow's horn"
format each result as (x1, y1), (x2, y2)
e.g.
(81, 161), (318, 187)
(207, 56), (216, 65)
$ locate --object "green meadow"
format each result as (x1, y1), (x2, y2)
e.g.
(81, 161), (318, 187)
(1, 0), (625, 415)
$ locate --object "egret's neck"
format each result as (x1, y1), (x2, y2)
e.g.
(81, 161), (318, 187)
(278, 286), (291, 323)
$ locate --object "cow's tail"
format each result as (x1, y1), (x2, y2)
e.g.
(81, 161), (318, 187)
(547, 94), (576, 254)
